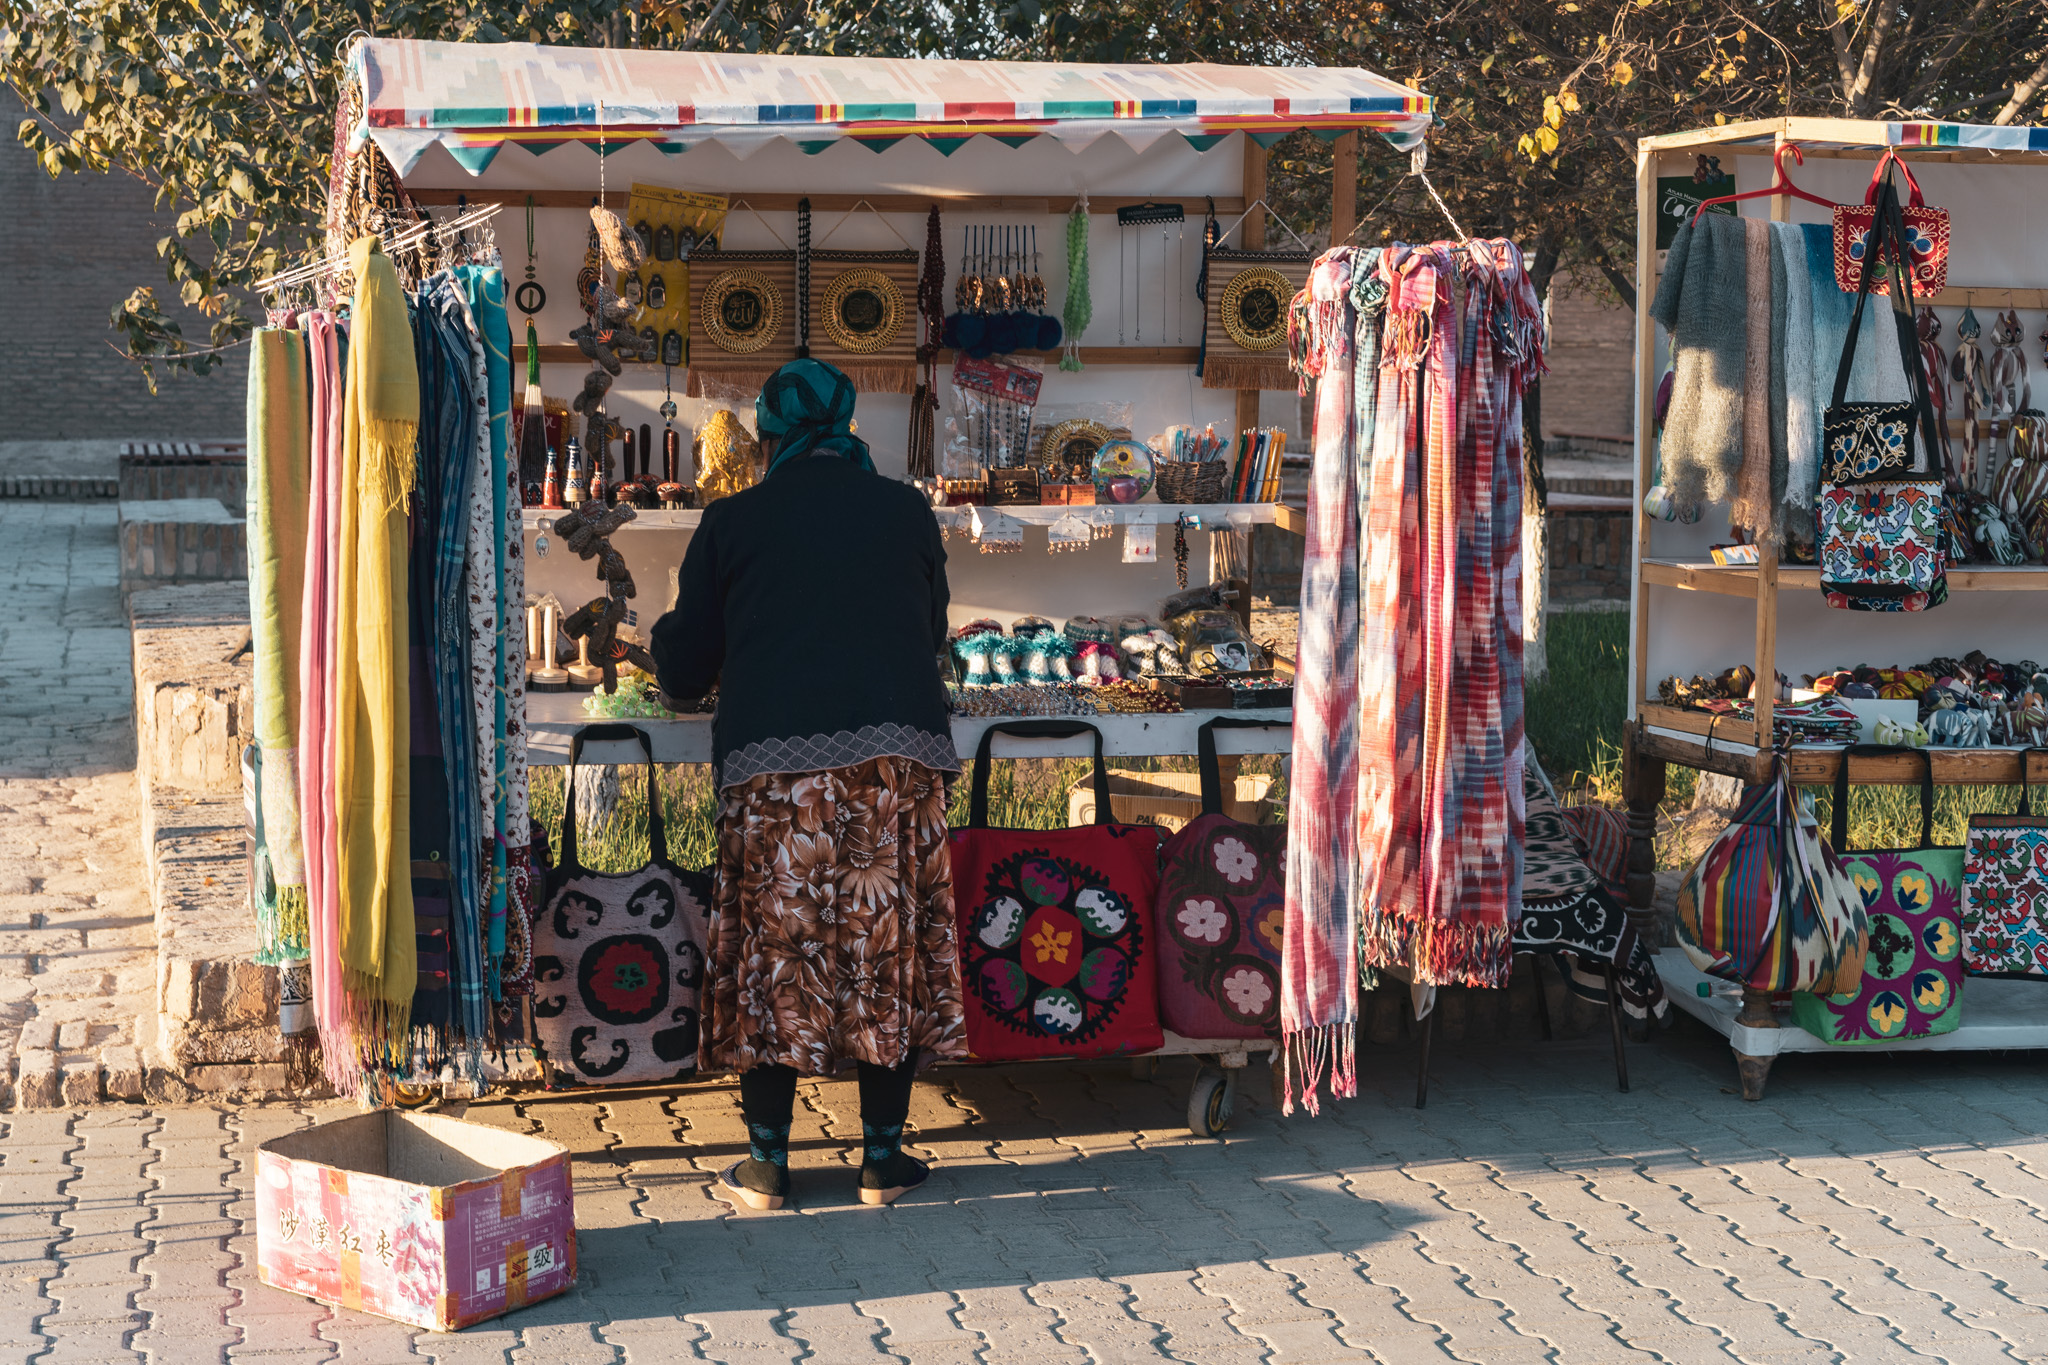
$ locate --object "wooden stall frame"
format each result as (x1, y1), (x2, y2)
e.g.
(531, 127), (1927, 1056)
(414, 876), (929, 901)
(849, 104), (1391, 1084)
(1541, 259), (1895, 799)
(1626, 118), (2048, 1099)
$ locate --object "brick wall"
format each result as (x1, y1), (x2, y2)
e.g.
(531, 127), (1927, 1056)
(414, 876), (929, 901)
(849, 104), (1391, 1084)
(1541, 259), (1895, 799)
(0, 130), (246, 440)
(1548, 507), (1631, 601)
(1542, 286), (1634, 442)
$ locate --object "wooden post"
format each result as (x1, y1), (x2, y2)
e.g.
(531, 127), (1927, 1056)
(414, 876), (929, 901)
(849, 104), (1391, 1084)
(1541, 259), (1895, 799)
(1751, 130), (1789, 752)
(1622, 722), (1666, 943)
(1236, 134), (1268, 442)
(1236, 135), (1268, 630)
(1631, 146), (1658, 726)
(1330, 131), (1359, 248)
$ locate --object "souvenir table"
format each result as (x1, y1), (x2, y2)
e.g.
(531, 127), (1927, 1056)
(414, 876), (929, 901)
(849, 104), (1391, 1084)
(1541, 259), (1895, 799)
(348, 37), (1438, 1132)
(1623, 117), (2048, 1098)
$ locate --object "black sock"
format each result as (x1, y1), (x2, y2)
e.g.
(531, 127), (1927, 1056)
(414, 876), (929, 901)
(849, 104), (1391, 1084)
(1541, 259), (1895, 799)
(736, 1063), (798, 1194)
(857, 1051), (920, 1180)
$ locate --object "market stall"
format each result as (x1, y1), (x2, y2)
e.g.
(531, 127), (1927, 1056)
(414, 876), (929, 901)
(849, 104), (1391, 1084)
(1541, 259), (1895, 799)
(1623, 118), (2048, 1098)
(245, 37), (1451, 1133)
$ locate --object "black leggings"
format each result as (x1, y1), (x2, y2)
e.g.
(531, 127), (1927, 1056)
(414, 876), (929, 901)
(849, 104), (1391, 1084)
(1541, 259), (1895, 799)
(738, 1050), (920, 1139)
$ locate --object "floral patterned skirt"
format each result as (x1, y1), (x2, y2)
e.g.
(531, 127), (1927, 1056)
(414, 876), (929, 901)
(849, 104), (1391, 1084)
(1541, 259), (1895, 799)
(703, 757), (967, 1075)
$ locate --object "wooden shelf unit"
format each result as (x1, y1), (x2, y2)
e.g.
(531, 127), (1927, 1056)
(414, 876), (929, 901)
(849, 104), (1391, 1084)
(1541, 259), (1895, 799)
(1626, 123), (2048, 1096)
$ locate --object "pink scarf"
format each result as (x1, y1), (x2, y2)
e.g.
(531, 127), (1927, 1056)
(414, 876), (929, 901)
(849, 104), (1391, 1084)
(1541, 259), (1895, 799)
(297, 311), (353, 1089)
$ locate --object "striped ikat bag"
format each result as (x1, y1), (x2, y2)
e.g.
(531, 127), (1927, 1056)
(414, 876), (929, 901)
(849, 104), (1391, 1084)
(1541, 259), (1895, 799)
(1675, 755), (1870, 994)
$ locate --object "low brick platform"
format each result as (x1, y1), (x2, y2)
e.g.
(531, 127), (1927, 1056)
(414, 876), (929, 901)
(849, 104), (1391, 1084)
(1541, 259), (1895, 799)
(127, 582), (313, 1100)
(118, 497), (246, 593)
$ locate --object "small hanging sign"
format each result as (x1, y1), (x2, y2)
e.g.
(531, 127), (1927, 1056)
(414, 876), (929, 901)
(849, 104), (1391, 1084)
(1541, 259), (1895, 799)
(1122, 523), (1157, 565)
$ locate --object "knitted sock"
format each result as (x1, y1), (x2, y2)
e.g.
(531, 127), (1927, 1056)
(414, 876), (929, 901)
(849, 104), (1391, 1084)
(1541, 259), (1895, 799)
(857, 1051), (921, 1186)
(736, 1063), (798, 1196)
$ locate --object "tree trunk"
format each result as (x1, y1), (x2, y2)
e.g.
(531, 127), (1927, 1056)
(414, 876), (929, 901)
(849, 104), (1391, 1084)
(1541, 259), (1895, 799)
(1523, 237), (1561, 685)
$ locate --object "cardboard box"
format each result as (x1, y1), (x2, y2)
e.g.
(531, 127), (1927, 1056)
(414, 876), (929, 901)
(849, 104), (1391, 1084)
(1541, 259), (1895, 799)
(256, 1110), (576, 1331)
(1068, 769), (1278, 833)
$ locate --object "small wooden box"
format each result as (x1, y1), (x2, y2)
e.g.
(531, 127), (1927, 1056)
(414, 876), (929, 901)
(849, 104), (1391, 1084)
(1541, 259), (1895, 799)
(987, 466), (1043, 506)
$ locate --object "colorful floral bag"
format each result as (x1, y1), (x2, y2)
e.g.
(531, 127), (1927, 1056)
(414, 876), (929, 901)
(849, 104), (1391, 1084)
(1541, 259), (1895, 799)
(1791, 746), (1963, 1044)
(1833, 151), (1949, 298)
(1818, 175), (1950, 612)
(532, 725), (713, 1087)
(1153, 718), (1290, 1040)
(1961, 750), (2048, 977)
(1676, 754), (1869, 994)
(951, 720), (1164, 1061)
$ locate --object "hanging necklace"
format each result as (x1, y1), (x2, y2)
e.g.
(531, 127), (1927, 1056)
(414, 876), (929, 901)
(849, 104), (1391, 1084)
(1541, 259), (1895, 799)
(516, 195), (546, 315)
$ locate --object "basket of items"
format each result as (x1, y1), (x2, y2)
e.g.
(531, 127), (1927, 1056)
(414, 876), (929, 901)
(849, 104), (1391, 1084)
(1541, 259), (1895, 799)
(1154, 424), (1232, 503)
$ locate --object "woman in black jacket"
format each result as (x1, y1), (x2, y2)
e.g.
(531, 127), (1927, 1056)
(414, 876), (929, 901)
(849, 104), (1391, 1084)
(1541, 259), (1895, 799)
(652, 358), (964, 1210)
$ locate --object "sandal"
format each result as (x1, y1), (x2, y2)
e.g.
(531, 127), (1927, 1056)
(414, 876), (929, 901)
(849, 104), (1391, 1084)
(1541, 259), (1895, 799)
(717, 1160), (789, 1212)
(859, 1154), (931, 1207)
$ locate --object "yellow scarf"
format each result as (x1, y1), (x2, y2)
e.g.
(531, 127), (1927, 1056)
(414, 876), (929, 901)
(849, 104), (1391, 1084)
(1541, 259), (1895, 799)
(336, 235), (419, 1044)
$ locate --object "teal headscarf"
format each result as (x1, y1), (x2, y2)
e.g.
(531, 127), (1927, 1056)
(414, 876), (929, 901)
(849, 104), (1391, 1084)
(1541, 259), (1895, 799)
(755, 358), (874, 475)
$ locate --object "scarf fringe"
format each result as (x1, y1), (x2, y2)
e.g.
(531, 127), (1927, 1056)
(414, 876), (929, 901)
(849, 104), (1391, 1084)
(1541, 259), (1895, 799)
(834, 362), (919, 395)
(360, 416), (420, 517)
(1359, 910), (1515, 988)
(1201, 355), (1295, 391)
(1281, 1023), (1357, 1117)
(688, 363), (782, 402)
(343, 976), (412, 1065)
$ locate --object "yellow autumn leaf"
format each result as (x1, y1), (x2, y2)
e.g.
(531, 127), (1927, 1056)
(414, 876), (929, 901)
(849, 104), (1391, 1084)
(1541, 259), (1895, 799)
(1560, 89), (1581, 112)
(1537, 125), (1560, 154)
(1544, 96), (1563, 128)
(1715, 112), (1728, 125)
(1612, 59), (1635, 85)
(1518, 133), (1536, 159)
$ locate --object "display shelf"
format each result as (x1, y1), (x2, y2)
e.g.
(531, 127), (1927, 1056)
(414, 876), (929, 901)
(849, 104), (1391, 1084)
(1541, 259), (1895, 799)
(523, 501), (1284, 533)
(514, 344), (1201, 367)
(1656, 949), (2048, 1100)
(527, 691), (1292, 766)
(1641, 558), (2048, 597)
(1631, 715), (2045, 786)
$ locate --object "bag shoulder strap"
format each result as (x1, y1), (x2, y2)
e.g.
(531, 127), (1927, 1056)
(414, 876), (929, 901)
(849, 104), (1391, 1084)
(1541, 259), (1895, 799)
(559, 723), (665, 875)
(1831, 742), (1933, 852)
(1196, 716), (1292, 816)
(1830, 180), (1943, 465)
(968, 719), (1109, 828)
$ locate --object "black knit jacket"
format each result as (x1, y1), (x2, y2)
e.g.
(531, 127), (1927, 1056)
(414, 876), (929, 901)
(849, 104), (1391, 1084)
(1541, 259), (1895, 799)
(650, 455), (959, 788)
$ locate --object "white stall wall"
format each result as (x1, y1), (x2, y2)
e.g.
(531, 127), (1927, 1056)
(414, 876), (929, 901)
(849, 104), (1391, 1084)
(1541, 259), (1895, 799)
(449, 132), (1271, 641)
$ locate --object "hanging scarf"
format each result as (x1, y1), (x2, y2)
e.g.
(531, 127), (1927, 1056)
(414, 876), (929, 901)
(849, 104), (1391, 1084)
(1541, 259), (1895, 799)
(1357, 241), (1541, 992)
(470, 266), (535, 1002)
(336, 235), (419, 1058)
(299, 311), (352, 1085)
(1280, 249), (1360, 1115)
(1734, 218), (1776, 541)
(416, 275), (488, 1049)
(1648, 214), (1747, 517)
(756, 358), (875, 474)
(1772, 223), (1820, 543)
(246, 328), (312, 965)
(459, 265), (518, 998)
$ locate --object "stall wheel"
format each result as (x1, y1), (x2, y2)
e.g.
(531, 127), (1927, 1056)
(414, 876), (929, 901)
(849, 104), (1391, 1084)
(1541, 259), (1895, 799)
(1186, 1065), (1237, 1138)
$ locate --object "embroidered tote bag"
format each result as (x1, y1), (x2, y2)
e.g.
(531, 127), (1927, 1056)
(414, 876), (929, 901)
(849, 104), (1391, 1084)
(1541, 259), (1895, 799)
(1791, 746), (1963, 1044)
(533, 724), (713, 1087)
(1833, 152), (1950, 298)
(1961, 750), (2048, 977)
(952, 720), (1165, 1061)
(1153, 718), (1290, 1040)
(1818, 176), (1950, 612)
(1676, 754), (1869, 994)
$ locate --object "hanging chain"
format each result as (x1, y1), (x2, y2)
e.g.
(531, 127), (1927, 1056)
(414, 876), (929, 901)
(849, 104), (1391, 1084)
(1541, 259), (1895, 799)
(795, 197), (812, 358)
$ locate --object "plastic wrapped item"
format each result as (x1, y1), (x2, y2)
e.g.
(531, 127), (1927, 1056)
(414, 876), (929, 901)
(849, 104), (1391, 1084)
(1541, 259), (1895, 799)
(1169, 608), (1257, 674)
(1034, 401), (1136, 475)
(943, 357), (1044, 475)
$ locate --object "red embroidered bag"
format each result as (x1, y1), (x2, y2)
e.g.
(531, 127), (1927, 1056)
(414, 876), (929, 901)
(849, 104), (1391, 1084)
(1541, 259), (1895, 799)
(1834, 151), (1949, 298)
(1153, 718), (1289, 1040)
(951, 720), (1164, 1060)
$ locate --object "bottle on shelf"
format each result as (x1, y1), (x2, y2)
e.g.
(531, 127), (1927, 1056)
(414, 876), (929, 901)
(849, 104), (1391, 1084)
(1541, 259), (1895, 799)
(564, 438), (587, 506)
(541, 448), (561, 509)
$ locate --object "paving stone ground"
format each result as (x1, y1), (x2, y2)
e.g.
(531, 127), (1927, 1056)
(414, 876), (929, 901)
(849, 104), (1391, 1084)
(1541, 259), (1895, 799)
(9, 1035), (2048, 1362)
(0, 503), (154, 1101)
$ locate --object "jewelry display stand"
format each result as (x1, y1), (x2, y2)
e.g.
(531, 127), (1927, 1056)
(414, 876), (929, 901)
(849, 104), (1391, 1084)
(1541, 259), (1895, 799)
(1624, 119), (2048, 1099)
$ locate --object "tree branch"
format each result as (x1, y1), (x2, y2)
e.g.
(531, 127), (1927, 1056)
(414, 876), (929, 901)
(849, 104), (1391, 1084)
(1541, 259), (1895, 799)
(1820, 0), (1857, 97)
(1993, 48), (2048, 125)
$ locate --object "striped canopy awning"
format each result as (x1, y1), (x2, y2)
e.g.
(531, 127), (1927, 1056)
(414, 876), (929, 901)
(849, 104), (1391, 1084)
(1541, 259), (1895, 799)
(354, 39), (1435, 175)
